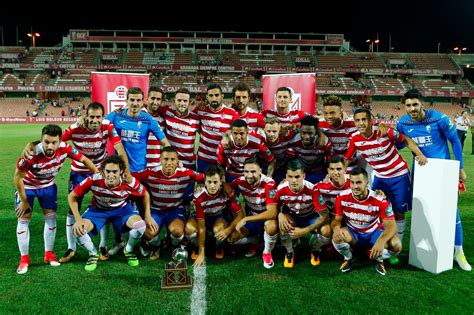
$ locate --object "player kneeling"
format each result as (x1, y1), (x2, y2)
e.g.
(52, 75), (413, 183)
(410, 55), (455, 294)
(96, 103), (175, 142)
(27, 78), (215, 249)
(185, 166), (244, 266)
(276, 159), (331, 269)
(228, 157), (279, 269)
(332, 167), (402, 276)
(68, 156), (155, 271)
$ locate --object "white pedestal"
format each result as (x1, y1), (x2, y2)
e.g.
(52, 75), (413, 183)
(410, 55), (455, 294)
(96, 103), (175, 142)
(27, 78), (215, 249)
(409, 158), (459, 274)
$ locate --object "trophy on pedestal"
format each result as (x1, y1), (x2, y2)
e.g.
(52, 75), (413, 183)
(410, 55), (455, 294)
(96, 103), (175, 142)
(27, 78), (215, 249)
(161, 246), (193, 290)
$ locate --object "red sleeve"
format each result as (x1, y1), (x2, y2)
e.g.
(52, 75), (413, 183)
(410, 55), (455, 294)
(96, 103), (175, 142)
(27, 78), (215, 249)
(379, 198), (395, 220)
(298, 111), (309, 121)
(132, 169), (150, 182)
(259, 142), (274, 163)
(107, 124), (122, 146)
(312, 188), (327, 212)
(187, 169), (205, 183)
(130, 177), (146, 197)
(387, 128), (404, 143)
(230, 177), (240, 189)
(232, 111), (240, 122)
(66, 143), (84, 161)
(62, 126), (72, 141)
(216, 143), (226, 165)
(265, 181), (278, 205)
(73, 176), (93, 198)
(229, 194), (242, 214)
(257, 113), (265, 129)
(324, 138), (333, 162)
(17, 157), (31, 172)
(344, 137), (356, 160)
(334, 195), (343, 217)
(194, 195), (205, 220)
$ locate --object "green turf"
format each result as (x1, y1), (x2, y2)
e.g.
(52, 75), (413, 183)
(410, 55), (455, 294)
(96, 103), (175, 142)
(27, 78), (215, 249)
(0, 124), (473, 314)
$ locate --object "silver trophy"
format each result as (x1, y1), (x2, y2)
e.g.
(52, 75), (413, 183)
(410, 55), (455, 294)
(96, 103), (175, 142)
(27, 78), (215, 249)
(161, 246), (192, 290)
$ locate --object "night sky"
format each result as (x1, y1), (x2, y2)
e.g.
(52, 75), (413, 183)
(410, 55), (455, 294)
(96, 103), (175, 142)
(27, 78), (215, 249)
(1, 1), (473, 53)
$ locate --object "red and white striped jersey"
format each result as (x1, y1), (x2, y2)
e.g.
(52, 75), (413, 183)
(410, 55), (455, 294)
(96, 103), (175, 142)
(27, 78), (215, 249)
(315, 177), (351, 215)
(73, 174), (145, 209)
(194, 188), (242, 220)
(158, 106), (200, 169)
(235, 106), (265, 132)
(134, 166), (204, 211)
(344, 128), (408, 179)
(62, 120), (121, 173)
(217, 134), (274, 178)
(262, 109), (308, 128)
(146, 111), (165, 168)
(287, 133), (333, 173)
(231, 174), (277, 216)
(319, 119), (357, 157)
(17, 142), (84, 190)
(266, 128), (297, 168)
(197, 105), (240, 163)
(275, 180), (327, 218)
(335, 189), (394, 233)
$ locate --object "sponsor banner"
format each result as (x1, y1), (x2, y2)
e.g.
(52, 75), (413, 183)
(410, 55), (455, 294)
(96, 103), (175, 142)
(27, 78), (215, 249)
(91, 72), (149, 114)
(0, 117), (78, 124)
(262, 73), (316, 114)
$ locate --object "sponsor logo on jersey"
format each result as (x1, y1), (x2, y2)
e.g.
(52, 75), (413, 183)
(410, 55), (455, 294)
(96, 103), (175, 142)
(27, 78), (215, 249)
(269, 189), (276, 198)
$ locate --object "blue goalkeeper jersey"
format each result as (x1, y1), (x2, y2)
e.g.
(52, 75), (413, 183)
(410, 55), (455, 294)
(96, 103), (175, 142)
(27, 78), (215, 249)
(397, 109), (463, 169)
(106, 109), (166, 172)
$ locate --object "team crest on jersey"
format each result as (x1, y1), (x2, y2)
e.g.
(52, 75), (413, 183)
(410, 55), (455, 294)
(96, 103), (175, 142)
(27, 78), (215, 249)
(137, 121), (142, 129)
(266, 148), (271, 156)
(392, 130), (399, 138)
(386, 205), (394, 216)
(71, 147), (79, 155)
(112, 129), (118, 137)
(194, 171), (200, 176)
(269, 189), (276, 198)
(425, 125), (431, 133)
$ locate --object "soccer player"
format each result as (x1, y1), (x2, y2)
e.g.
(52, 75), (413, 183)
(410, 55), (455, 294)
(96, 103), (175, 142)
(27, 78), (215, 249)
(318, 95), (358, 172)
(332, 167), (402, 276)
(14, 124), (98, 274)
(263, 117), (297, 184)
(454, 109), (471, 150)
(344, 108), (427, 251)
(397, 88), (471, 271)
(276, 159), (330, 268)
(231, 83), (265, 133)
(106, 86), (170, 173)
(196, 83), (240, 173)
(230, 157), (279, 269)
(145, 86), (166, 168)
(59, 102), (130, 263)
(262, 86), (308, 128)
(68, 155), (153, 271)
(105, 86), (170, 254)
(133, 147), (205, 260)
(287, 116), (333, 184)
(316, 156), (351, 217)
(185, 166), (244, 267)
(217, 119), (275, 182)
(157, 88), (200, 170)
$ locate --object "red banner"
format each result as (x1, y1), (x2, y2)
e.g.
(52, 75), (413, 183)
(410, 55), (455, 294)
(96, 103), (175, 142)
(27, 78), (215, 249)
(91, 72), (150, 114)
(262, 73), (316, 114)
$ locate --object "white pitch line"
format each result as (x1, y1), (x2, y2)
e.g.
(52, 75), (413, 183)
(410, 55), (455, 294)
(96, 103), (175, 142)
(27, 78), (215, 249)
(191, 266), (207, 315)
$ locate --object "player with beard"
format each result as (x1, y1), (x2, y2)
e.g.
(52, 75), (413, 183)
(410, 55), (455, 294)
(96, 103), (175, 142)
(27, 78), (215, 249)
(230, 157), (279, 269)
(14, 124), (98, 274)
(196, 84), (240, 173)
(332, 167), (402, 276)
(231, 83), (265, 133)
(217, 119), (275, 183)
(146, 86), (166, 168)
(397, 88), (471, 271)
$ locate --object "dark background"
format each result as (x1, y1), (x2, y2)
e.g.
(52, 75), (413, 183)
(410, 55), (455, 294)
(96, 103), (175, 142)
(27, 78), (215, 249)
(1, 1), (473, 53)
